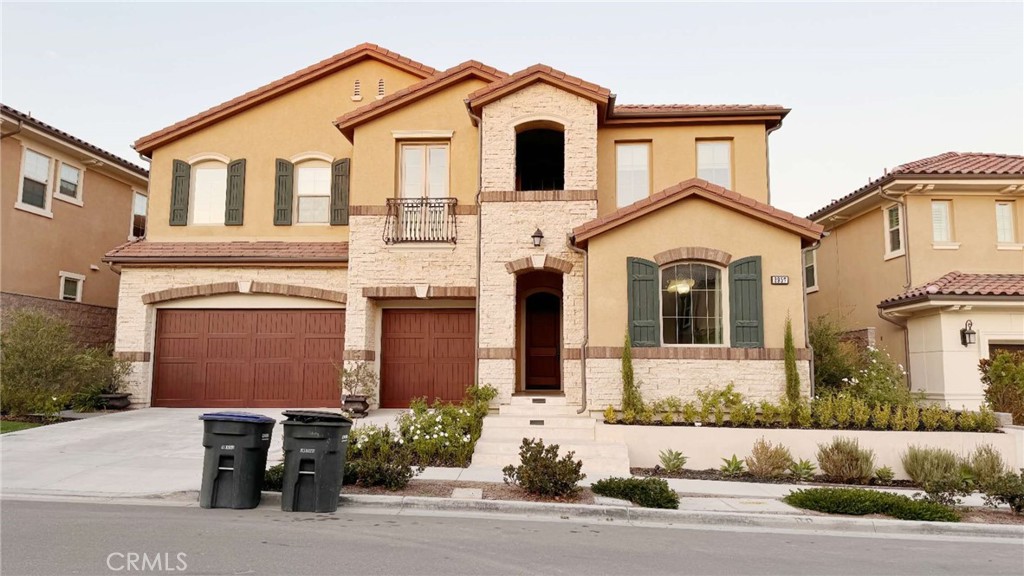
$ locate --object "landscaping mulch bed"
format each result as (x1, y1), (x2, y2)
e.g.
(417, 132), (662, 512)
(342, 480), (596, 505)
(959, 508), (1024, 525)
(632, 467), (917, 488)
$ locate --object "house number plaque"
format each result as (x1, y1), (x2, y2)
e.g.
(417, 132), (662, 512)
(770, 275), (789, 285)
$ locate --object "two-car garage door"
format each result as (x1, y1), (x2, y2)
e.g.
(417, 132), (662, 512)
(153, 309), (345, 408)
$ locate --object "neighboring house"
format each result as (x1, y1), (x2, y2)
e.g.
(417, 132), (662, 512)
(105, 43), (822, 410)
(807, 152), (1024, 410)
(1, 104), (150, 347)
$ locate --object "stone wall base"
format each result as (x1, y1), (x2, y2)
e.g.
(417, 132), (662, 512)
(1, 292), (116, 348)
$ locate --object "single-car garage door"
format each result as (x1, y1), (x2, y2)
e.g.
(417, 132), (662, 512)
(380, 309), (475, 408)
(153, 309), (345, 408)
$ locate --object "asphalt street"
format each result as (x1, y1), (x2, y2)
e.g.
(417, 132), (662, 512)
(1, 500), (1021, 576)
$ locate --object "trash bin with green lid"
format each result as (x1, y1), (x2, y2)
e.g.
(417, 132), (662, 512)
(198, 412), (276, 509)
(280, 410), (353, 513)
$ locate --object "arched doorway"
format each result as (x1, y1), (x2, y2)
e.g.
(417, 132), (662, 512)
(517, 271), (563, 391)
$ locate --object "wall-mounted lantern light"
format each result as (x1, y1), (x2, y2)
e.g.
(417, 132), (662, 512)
(960, 320), (977, 347)
(531, 228), (544, 248)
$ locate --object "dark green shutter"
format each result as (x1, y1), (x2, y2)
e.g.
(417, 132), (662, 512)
(330, 158), (351, 226)
(627, 257), (660, 347)
(224, 159), (246, 226)
(169, 160), (190, 226)
(274, 159), (293, 226)
(729, 256), (764, 348)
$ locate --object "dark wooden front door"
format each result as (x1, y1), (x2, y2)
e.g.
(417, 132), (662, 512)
(379, 309), (475, 408)
(525, 292), (561, 390)
(152, 309), (345, 407)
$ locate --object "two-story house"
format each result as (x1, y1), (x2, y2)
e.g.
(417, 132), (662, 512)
(105, 43), (822, 411)
(807, 152), (1024, 410)
(2, 104), (150, 347)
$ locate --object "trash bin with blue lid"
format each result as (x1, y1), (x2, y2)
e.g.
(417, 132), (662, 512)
(280, 410), (353, 513)
(199, 412), (276, 509)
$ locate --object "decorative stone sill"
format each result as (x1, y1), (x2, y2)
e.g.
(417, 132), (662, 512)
(996, 243), (1023, 251)
(14, 202), (53, 219)
(385, 243), (458, 252)
(883, 250), (906, 261)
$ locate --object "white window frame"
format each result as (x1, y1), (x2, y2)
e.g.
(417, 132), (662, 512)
(930, 199), (958, 248)
(804, 249), (818, 293)
(883, 204), (905, 259)
(399, 142), (450, 199)
(189, 160), (228, 226)
(696, 140), (733, 190)
(53, 159), (85, 206)
(658, 261), (728, 347)
(293, 160), (333, 225)
(996, 201), (1018, 246)
(129, 190), (148, 240)
(16, 147), (55, 218)
(615, 141), (651, 208)
(58, 271), (85, 303)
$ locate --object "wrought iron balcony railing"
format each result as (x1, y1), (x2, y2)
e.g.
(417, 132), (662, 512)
(383, 197), (458, 244)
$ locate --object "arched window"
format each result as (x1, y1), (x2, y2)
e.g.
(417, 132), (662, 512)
(190, 159), (227, 225)
(661, 262), (723, 345)
(515, 121), (564, 191)
(294, 159), (331, 224)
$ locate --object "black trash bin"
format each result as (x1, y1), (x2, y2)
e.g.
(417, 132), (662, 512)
(198, 412), (276, 510)
(280, 410), (353, 513)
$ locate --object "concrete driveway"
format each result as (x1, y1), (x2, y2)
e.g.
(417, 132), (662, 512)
(0, 408), (403, 499)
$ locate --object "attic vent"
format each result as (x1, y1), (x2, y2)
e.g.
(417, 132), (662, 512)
(377, 78), (386, 98)
(353, 80), (361, 98)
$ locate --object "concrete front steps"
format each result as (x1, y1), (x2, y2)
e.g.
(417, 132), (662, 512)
(470, 395), (631, 478)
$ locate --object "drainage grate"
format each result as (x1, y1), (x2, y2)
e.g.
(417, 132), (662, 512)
(531, 398), (546, 404)
(529, 420), (544, 426)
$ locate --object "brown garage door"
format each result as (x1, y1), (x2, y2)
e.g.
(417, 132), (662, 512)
(153, 309), (345, 408)
(380, 309), (475, 408)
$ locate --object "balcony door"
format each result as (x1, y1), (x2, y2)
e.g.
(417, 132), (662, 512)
(399, 143), (449, 240)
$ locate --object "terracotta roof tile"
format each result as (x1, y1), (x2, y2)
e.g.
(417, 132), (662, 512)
(611, 104), (788, 115)
(879, 271), (1024, 307)
(572, 178), (823, 245)
(103, 240), (348, 264)
(134, 43), (437, 154)
(1, 104), (148, 177)
(809, 152), (1024, 221)
(466, 63), (612, 107)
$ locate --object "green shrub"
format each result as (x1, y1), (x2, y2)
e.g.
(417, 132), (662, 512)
(813, 396), (835, 428)
(967, 445), (1007, 489)
(502, 438), (585, 498)
(789, 458), (817, 482)
(658, 449), (687, 473)
(591, 477), (679, 509)
(817, 437), (875, 484)
(851, 398), (871, 429)
(957, 410), (979, 432)
(792, 399), (814, 428)
(696, 384), (741, 426)
(621, 332), (644, 414)
(397, 385), (496, 468)
(874, 466), (895, 485)
(979, 351), (1024, 425)
(263, 463), (285, 492)
(660, 412), (675, 426)
(870, 404), (891, 430)
(720, 454), (745, 476)
(809, 314), (859, 395)
(664, 396), (683, 417)
(681, 402), (697, 424)
(920, 404), (943, 431)
(759, 400), (783, 428)
(70, 347), (133, 412)
(784, 315), (801, 404)
(637, 404), (655, 425)
(901, 445), (960, 486)
(834, 394), (853, 429)
(843, 345), (913, 407)
(903, 405), (920, 431)
(745, 437), (793, 479)
(937, 409), (957, 432)
(347, 424), (418, 490)
(784, 488), (959, 522)
(730, 402), (757, 427)
(603, 405), (617, 423)
(982, 469), (1024, 515)
(976, 405), (1000, 433)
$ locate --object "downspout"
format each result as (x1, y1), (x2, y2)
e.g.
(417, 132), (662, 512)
(567, 236), (589, 414)
(466, 103), (485, 384)
(878, 185), (913, 389)
(801, 236), (823, 398)
(1, 120), (23, 140)
(764, 120), (783, 205)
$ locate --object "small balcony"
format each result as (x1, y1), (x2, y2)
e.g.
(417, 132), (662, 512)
(384, 198), (458, 244)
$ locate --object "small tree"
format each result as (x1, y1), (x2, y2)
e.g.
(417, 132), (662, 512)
(621, 332), (643, 413)
(809, 314), (859, 395)
(979, 351), (1024, 425)
(784, 315), (801, 404)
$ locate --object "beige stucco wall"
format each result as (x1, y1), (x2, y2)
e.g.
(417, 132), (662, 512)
(596, 422), (1023, 480)
(586, 196), (808, 349)
(349, 79), (488, 206)
(907, 305), (1024, 410)
(807, 206), (909, 365)
(145, 60), (422, 241)
(113, 266), (347, 406)
(1, 136), (143, 308)
(480, 82), (598, 192)
(596, 123), (769, 214)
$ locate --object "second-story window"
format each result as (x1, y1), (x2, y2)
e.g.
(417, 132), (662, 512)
(400, 143), (448, 198)
(885, 204), (904, 256)
(931, 200), (953, 243)
(996, 201), (1016, 244)
(191, 161), (227, 225)
(20, 149), (51, 210)
(804, 249), (817, 292)
(57, 163), (82, 201)
(697, 140), (732, 189)
(295, 161), (331, 224)
(616, 142), (650, 207)
(131, 191), (148, 239)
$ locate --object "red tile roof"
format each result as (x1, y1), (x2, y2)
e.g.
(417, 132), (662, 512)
(879, 271), (1024, 308)
(572, 178), (823, 245)
(134, 43), (437, 155)
(809, 152), (1024, 221)
(334, 60), (506, 138)
(103, 240), (349, 264)
(1, 104), (149, 177)
(466, 64), (613, 112)
(610, 104), (789, 115)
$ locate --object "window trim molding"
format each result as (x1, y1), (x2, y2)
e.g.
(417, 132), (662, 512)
(882, 203), (906, 260)
(58, 270), (85, 303)
(995, 200), (1017, 244)
(398, 141), (451, 199)
(658, 261), (729, 348)
(695, 138), (734, 190)
(15, 146), (54, 218)
(188, 159), (229, 226)
(804, 249), (818, 293)
(614, 140), (652, 208)
(392, 130), (455, 140)
(53, 159), (86, 207)
(929, 199), (953, 243)
(128, 189), (148, 240)
(293, 159), (333, 225)
(186, 152), (231, 165)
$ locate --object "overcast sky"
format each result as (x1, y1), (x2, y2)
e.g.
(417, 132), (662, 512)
(2, 2), (1021, 216)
